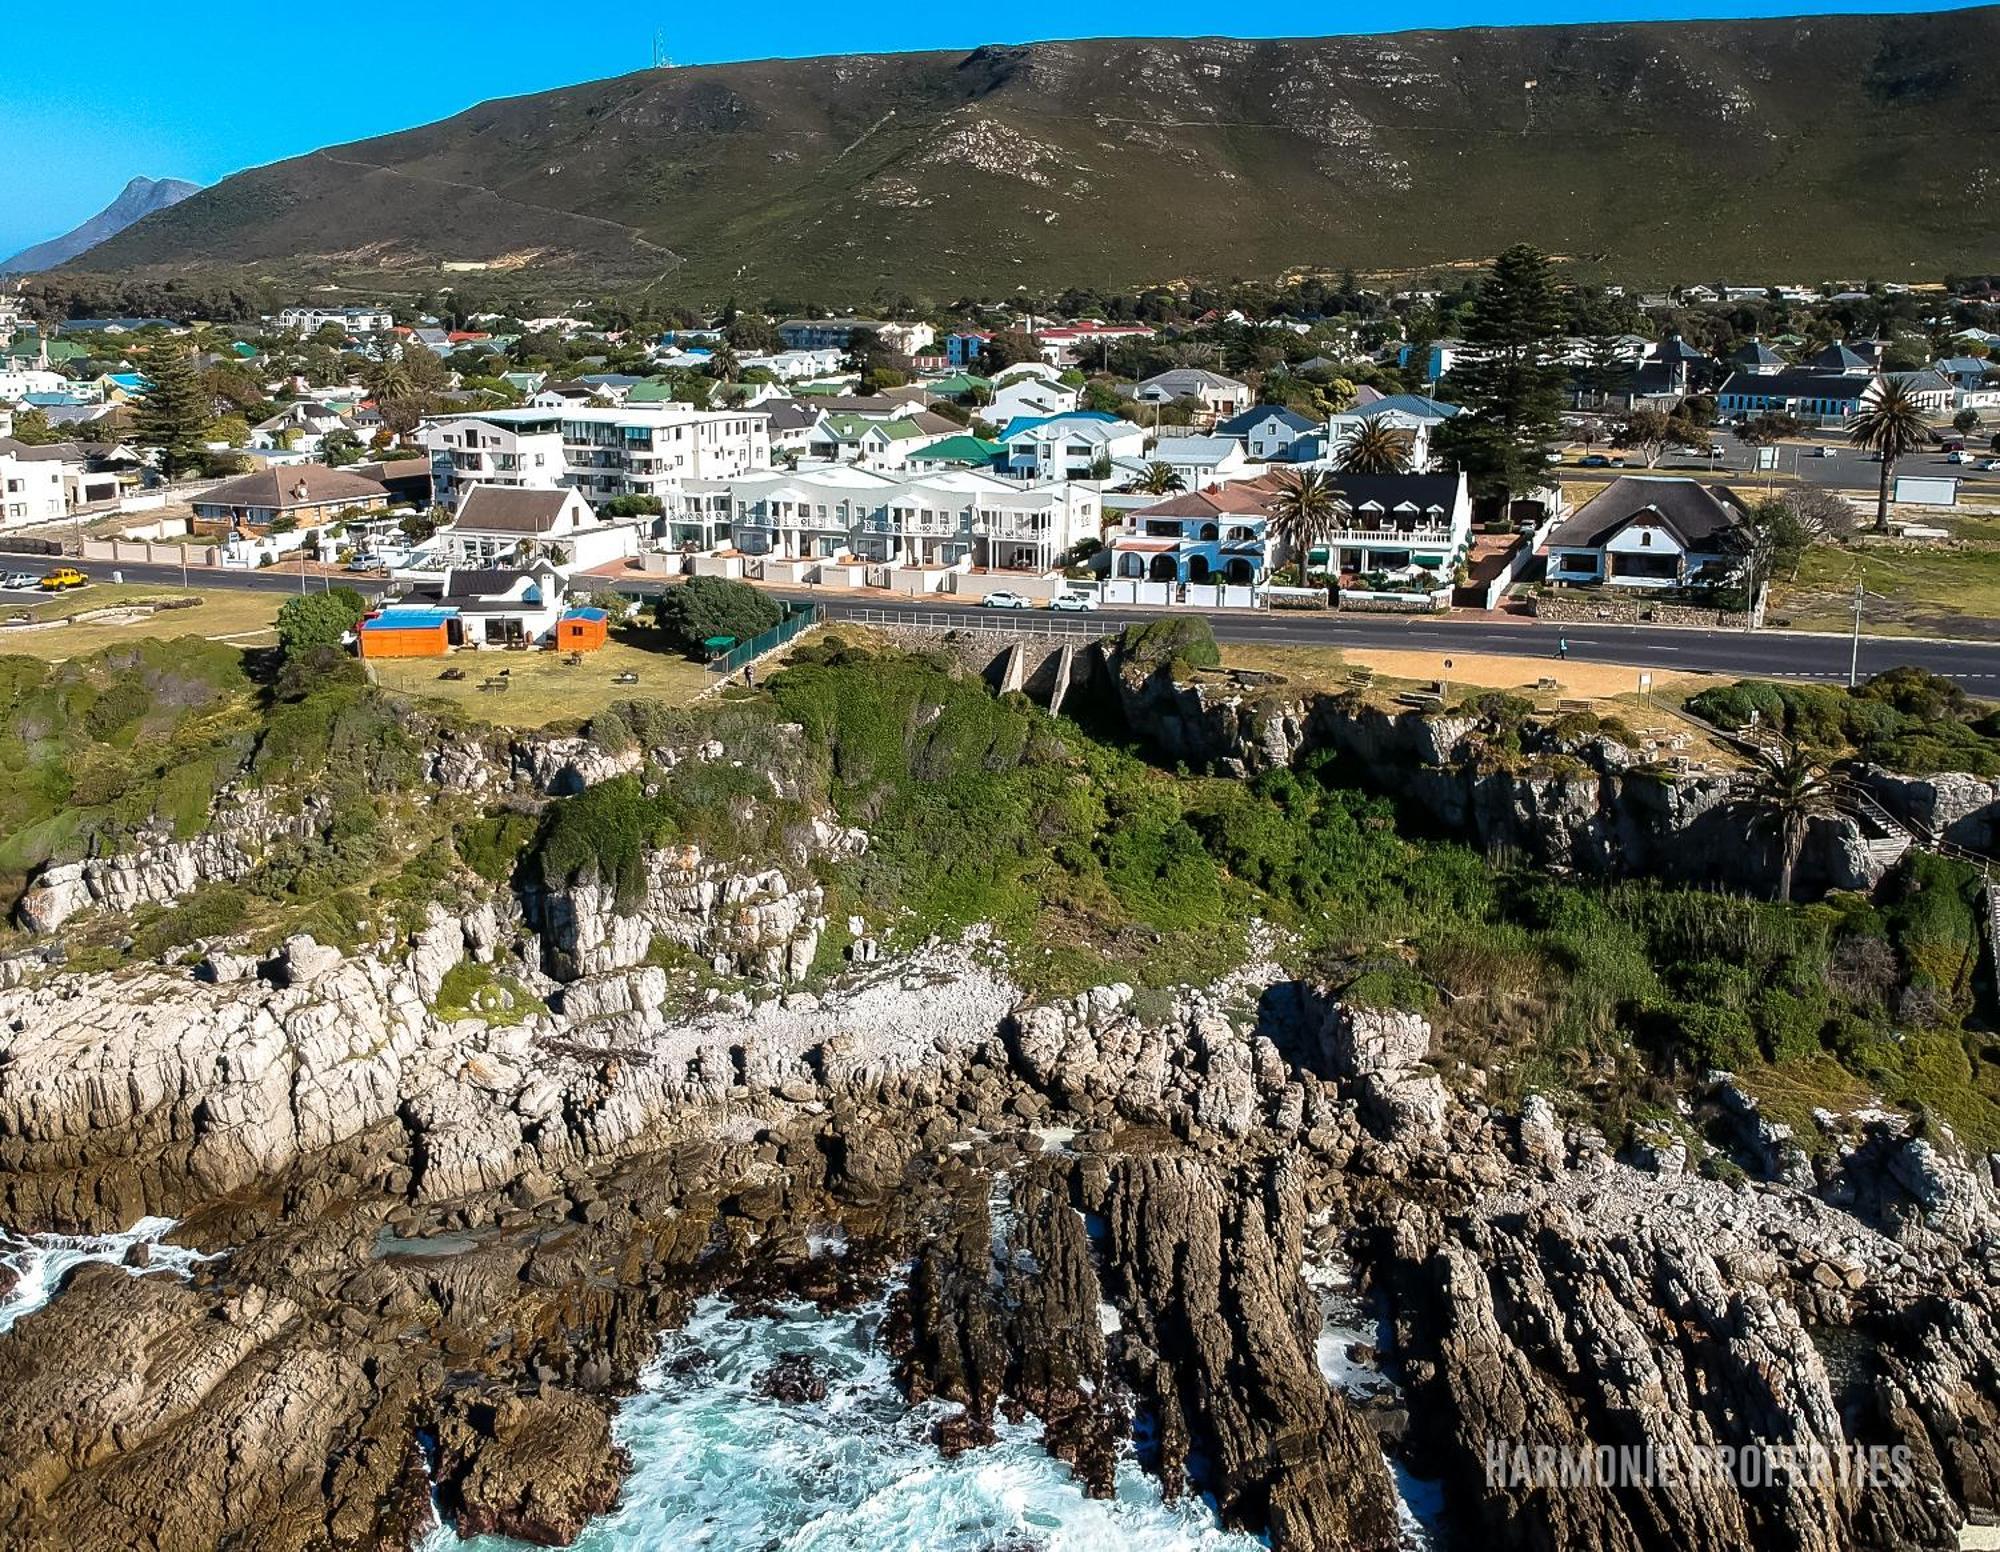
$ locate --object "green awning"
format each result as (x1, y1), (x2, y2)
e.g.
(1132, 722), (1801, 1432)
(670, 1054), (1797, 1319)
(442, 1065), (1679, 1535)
(702, 635), (737, 650)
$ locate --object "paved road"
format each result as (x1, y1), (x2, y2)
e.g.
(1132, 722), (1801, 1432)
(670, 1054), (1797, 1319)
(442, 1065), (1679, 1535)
(1560, 432), (2000, 496)
(19, 553), (1999, 686)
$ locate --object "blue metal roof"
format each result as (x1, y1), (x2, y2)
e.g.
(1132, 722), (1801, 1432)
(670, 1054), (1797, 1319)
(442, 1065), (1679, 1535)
(362, 607), (458, 630)
(561, 607), (609, 622)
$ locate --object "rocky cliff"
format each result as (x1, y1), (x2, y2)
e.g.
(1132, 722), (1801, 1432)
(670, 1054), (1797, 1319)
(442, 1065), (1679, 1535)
(1111, 658), (1895, 897)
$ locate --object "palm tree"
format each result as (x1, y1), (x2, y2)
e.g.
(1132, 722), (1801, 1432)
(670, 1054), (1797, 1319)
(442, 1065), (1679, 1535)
(1848, 377), (1930, 534)
(1269, 469), (1352, 600)
(1335, 418), (1413, 475)
(1131, 461), (1185, 496)
(363, 355), (413, 404)
(707, 341), (741, 383)
(1735, 741), (1836, 904)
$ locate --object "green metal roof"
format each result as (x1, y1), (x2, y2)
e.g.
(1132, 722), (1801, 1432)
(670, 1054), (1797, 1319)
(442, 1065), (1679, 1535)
(912, 434), (1002, 465)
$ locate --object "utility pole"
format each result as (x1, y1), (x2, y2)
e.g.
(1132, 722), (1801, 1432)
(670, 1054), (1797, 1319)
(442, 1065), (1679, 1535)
(1849, 582), (1864, 688)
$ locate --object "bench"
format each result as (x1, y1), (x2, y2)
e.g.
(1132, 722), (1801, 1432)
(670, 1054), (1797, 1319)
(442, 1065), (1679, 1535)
(478, 677), (510, 693)
(438, 667), (466, 682)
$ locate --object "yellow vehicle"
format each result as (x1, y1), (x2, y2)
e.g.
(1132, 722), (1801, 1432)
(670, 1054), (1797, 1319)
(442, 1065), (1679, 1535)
(38, 567), (88, 591)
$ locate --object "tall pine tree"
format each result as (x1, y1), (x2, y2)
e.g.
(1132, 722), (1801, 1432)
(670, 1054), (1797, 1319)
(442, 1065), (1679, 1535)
(132, 341), (212, 478)
(1435, 244), (1568, 497)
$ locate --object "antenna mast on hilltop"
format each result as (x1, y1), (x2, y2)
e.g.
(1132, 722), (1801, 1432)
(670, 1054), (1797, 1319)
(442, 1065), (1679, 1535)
(651, 29), (674, 69)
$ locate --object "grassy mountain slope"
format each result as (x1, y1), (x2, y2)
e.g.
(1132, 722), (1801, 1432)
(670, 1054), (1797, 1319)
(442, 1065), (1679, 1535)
(74, 9), (2000, 299)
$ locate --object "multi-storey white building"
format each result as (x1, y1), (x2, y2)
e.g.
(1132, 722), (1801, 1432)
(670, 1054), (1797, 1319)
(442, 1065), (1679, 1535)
(665, 465), (1099, 573)
(275, 305), (395, 335)
(421, 405), (772, 509)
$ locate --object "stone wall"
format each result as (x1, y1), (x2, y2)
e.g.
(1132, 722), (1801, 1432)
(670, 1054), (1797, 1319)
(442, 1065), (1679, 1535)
(1531, 589), (1747, 628)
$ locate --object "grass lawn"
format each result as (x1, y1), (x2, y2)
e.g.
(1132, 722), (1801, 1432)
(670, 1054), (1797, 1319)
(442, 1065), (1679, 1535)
(365, 623), (714, 726)
(1215, 642), (1736, 764)
(0, 586), (283, 660)
(1770, 532), (2000, 639)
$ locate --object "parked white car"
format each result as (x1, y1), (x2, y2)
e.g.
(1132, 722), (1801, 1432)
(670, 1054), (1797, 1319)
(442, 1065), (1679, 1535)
(1813, 445), (1838, 457)
(0, 572), (38, 590)
(1049, 592), (1100, 612)
(980, 590), (1032, 609)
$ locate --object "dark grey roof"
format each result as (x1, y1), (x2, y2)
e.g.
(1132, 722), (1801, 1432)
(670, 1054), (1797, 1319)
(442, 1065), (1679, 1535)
(1716, 370), (1871, 402)
(757, 399), (819, 432)
(1654, 336), (1706, 363)
(1731, 340), (1788, 365)
(1809, 342), (1872, 372)
(1545, 476), (1750, 552)
(1325, 472), (1463, 512)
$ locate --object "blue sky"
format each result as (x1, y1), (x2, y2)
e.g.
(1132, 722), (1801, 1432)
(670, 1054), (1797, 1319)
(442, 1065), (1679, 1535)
(0, 0), (1983, 258)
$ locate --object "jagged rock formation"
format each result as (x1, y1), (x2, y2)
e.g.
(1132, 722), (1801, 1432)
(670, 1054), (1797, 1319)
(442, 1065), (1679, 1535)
(3, 749), (1999, 1550)
(14, 788), (330, 934)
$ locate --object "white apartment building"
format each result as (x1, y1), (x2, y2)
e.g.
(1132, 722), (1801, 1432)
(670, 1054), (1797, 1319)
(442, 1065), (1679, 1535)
(665, 465), (1099, 573)
(276, 305), (395, 335)
(421, 405), (772, 508)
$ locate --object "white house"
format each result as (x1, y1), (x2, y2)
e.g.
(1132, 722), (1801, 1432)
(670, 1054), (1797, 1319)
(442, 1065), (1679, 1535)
(1134, 369), (1251, 422)
(1543, 476), (1751, 589)
(437, 485), (638, 572)
(0, 439), (67, 527)
(668, 465), (1098, 573)
(0, 369), (68, 401)
(998, 415), (1146, 480)
(1145, 435), (1254, 489)
(250, 401), (351, 454)
(407, 564), (569, 646)
(276, 305), (395, 336)
(988, 367), (1081, 425)
(1326, 394), (1461, 472)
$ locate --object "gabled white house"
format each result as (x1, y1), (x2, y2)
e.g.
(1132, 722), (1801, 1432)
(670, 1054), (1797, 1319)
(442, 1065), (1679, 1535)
(1145, 435), (1253, 489)
(1543, 476), (1751, 589)
(998, 415), (1146, 480)
(437, 485), (638, 572)
(1134, 369), (1251, 423)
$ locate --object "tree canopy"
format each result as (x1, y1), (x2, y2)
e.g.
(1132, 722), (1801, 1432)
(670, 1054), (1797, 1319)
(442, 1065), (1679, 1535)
(654, 577), (783, 657)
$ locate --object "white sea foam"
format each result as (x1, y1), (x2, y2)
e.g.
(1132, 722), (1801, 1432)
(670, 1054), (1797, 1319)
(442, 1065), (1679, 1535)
(423, 1293), (1263, 1552)
(0, 1218), (214, 1335)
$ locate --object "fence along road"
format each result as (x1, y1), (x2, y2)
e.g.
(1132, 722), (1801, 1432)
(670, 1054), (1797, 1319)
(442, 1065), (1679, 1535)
(6, 552), (2000, 686)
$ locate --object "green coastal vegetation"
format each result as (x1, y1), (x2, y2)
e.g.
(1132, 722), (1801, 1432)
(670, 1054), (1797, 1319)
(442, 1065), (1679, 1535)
(1, 626), (1995, 1155)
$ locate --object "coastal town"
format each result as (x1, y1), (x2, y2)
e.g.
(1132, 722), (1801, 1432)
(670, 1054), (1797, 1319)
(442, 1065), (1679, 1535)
(5, 261), (2000, 671)
(5, 9), (2000, 1552)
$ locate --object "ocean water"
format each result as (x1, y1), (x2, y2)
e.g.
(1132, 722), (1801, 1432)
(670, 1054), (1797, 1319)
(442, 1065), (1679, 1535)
(422, 1293), (1266, 1552)
(0, 1218), (214, 1335)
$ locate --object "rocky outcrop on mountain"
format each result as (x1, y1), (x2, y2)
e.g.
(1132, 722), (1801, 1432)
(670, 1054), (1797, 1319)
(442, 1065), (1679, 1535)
(1109, 660), (1888, 897)
(14, 788), (330, 934)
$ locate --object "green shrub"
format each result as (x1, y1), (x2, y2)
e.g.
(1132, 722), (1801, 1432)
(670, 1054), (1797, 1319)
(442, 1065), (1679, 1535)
(654, 578), (782, 657)
(534, 774), (675, 912)
(1117, 617), (1219, 673)
(456, 811), (537, 884)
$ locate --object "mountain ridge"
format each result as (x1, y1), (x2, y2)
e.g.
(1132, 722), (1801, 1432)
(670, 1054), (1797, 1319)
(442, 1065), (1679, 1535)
(64, 9), (2000, 299)
(4, 177), (201, 275)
